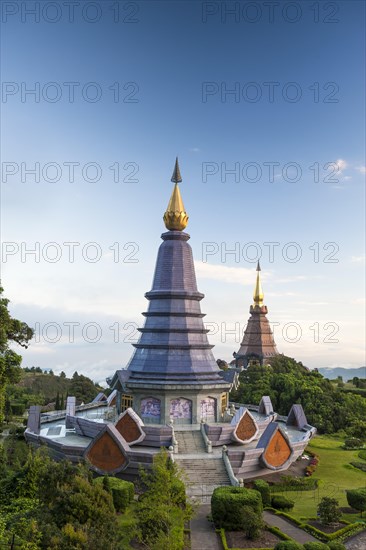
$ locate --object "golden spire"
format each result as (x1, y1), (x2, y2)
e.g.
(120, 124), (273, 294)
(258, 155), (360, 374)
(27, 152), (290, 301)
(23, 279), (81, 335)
(163, 158), (189, 231)
(253, 260), (264, 307)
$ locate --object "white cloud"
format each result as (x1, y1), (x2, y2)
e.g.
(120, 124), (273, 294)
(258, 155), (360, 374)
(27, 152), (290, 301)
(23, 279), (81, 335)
(335, 158), (347, 172)
(194, 261), (260, 284)
(355, 165), (366, 174)
(189, 147), (201, 153)
(351, 255), (365, 263)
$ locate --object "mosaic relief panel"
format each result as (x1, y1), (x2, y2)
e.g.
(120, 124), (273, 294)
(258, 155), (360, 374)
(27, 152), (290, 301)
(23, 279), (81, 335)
(140, 397), (161, 419)
(170, 398), (192, 420)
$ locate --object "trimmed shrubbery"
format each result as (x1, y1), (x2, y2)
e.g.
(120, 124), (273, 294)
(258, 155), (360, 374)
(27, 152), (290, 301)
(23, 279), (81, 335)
(344, 438), (362, 449)
(270, 476), (318, 492)
(253, 479), (271, 506)
(327, 542), (346, 550)
(274, 542), (304, 550)
(211, 486), (263, 537)
(346, 487), (366, 516)
(271, 495), (295, 511)
(349, 461), (366, 473)
(358, 449), (366, 461)
(304, 543), (329, 550)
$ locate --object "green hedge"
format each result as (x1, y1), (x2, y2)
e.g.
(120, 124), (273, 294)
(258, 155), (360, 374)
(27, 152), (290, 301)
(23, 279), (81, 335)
(95, 476), (134, 512)
(267, 526), (293, 541)
(274, 542), (304, 550)
(266, 509), (365, 543)
(271, 495), (295, 511)
(211, 486), (262, 531)
(254, 480), (271, 507)
(358, 449), (366, 461)
(270, 477), (318, 492)
(327, 542), (346, 550)
(350, 461), (366, 472)
(303, 543), (329, 550)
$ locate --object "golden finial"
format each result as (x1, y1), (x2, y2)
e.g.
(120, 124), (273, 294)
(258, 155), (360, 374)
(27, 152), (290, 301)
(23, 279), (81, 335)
(253, 260), (264, 307)
(163, 158), (189, 231)
(171, 156), (182, 184)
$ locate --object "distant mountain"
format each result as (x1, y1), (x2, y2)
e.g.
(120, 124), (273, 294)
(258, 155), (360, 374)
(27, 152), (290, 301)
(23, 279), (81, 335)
(318, 366), (366, 380)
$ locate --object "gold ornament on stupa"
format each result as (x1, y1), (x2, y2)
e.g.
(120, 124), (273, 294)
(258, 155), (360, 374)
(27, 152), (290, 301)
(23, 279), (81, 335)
(163, 157), (189, 231)
(253, 261), (264, 307)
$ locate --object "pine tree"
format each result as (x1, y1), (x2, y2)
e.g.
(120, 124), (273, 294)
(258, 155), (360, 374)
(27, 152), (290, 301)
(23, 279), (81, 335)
(55, 391), (60, 410)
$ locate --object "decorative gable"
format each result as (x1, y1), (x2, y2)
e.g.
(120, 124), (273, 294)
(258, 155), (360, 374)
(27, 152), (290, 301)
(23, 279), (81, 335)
(231, 407), (259, 444)
(257, 422), (293, 470)
(258, 396), (274, 416)
(115, 407), (145, 445)
(85, 425), (130, 474)
(287, 404), (307, 430)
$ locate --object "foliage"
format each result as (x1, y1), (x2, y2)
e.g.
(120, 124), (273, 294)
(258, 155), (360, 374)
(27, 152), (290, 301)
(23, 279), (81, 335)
(135, 450), (191, 549)
(230, 355), (366, 434)
(253, 479), (271, 506)
(267, 525), (293, 541)
(349, 461), (366, 472)
(0, 286), (33, 423)
(346, 488), (366, 516)
(270, 476), (318, 492)
(344, 438), (362, 449)
(304, 543), (329, 550)
(317, 497), (341, 525)
(274, 542), (304, 550)
(271, 495), (295, 511)
(327, 542), (346, 550)
(358, 449), (366, 461)
(0, 446), (122, 549)
(240, 505), (264, 539)
(211, 486), (263, 532)
(95, 476), (134, 512)
(5, 369), (103, 419)
(268, 508), (365, 543)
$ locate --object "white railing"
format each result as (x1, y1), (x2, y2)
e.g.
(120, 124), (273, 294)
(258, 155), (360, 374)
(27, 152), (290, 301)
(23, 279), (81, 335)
(200, 420), (212, 453)
(222, 445), (241, 487)
(170, 423), (179, 454)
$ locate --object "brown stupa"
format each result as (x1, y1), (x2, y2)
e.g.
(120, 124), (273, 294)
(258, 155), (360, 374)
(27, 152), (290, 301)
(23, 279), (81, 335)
(233, 262), (279, 368)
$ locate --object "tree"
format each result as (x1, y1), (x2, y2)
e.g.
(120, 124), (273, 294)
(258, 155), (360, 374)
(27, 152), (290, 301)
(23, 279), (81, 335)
(346, 488), (366, 517)
(317, 497), (341, 525)
(136, 450), (191, 549)
(230, 354), (366, 435)
(55, 391), (60, 410)
(240, 505), (263, 539)
(0, 449), (121, 549)
(0, 287), (33, 423)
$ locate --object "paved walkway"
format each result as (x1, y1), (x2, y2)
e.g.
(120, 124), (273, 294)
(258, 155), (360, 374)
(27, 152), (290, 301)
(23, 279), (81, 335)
(190, 504), (222, 550)
(345, 530), (366, 550)
(263, 511), (318, 544)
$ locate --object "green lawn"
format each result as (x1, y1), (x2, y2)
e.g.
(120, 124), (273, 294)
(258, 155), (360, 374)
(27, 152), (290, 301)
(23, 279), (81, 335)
(272, 435), (366, 521)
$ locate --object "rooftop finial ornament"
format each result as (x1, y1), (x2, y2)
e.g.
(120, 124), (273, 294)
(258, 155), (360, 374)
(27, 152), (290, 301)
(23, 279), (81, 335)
(163, 157), (189, 231)
(253, 260), (264, 307)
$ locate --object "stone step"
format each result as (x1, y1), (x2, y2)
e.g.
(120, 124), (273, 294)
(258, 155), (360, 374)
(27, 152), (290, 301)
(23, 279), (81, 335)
(175, 430), (206, 454)
(176, 458), (231, 484)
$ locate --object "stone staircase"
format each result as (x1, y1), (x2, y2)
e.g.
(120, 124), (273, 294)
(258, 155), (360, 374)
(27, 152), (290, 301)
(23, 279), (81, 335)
(174, 430), (231, 500)
(174, 429), (206, 454)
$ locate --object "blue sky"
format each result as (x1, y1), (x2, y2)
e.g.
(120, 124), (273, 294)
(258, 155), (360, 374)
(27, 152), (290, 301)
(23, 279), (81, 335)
(1, 0), (365, 384)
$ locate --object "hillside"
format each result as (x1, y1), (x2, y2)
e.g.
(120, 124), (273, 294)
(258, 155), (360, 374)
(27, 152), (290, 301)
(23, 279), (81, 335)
(5, 369), (105, 419)
(318, 366), (366, 380)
